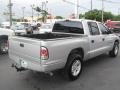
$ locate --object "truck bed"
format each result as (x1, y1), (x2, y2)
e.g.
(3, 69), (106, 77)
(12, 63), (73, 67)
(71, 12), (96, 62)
(19, 33), (81, 40)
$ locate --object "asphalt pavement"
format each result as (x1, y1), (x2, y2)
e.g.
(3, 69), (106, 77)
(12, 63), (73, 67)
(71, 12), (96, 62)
(0, 51), (120, 90)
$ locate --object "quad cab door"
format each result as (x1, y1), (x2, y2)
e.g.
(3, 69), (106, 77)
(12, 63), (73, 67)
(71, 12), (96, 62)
(87, 22), (104, 58)
(98, 23), (114, 51)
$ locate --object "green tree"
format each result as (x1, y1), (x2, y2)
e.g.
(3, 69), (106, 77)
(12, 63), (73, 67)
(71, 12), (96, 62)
(84, 9), (114, 22)
(113, 15), (120, 21)
(103, 12), (114, 21)
(79, 14), (84, 19)
(55, 16), (63, 19)
(41, 10), (48, 22)
(35, 6), (41, 12)
(12, 18), (28, 22)
(34, 6), (48, 22)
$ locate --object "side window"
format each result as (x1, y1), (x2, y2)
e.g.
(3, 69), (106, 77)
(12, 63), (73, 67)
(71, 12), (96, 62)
(88, 22), (100, 35)
(98, 23), (109, 34)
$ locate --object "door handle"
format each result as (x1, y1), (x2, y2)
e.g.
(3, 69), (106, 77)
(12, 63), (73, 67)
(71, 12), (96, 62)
(20, 43), (24, 47)
(91, 40), (94, 43)
(102, 38), (105, 41)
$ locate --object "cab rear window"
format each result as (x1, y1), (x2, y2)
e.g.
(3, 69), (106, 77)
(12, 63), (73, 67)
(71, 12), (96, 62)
(53, 21), (84, 34)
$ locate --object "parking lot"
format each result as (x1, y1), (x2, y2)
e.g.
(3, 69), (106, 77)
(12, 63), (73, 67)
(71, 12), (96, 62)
(0, 50), (120, 90)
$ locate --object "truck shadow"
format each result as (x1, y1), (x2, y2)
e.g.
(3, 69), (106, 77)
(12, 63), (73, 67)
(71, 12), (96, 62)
(21, 53), (120, 90)
(0, 54), (9, 63)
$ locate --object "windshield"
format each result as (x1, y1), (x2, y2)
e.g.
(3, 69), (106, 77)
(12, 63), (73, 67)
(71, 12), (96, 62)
(40, 24), (53, 29)
(11, 24), (25, 30)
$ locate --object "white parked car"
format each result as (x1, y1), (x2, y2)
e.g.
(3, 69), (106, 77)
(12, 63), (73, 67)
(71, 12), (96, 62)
(11, 24), (26, 35)
(39, 23), (53, 33)
(1, 22), (10, 29)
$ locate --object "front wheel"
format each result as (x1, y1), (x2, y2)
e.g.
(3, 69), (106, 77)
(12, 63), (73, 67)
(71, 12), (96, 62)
(64, 53), (82, 81)
(109, 42), (119, 57)
(0, 39), (8, 54)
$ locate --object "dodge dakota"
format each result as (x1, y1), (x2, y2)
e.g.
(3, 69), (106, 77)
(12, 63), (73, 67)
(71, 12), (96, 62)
(9, 19), (119, 80)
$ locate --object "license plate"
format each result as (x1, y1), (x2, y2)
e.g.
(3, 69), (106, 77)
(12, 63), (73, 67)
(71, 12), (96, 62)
(20, 60), (28, 68)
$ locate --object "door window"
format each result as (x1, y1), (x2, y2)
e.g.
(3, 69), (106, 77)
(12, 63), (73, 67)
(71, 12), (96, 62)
(88, 22), (100, 35)
(98, 23), (109, 34)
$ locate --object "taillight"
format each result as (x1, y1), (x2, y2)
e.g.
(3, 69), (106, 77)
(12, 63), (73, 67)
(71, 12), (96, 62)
(40, 47), (49, 60)
(7, 40), (9, 49)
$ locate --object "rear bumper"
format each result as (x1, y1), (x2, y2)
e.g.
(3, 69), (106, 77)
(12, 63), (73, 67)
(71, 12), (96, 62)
(15, 32), (26, 35)
(9, 54), (64, 72)
(11, 59), (46, 72)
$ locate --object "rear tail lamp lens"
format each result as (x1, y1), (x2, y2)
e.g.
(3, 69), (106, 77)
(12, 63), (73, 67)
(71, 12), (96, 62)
(40, 47), (49, 60)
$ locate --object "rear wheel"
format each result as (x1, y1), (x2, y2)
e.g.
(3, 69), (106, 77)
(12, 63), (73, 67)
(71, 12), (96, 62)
(0, 39), (8, 54)
(109, 42), (119, 57)
(64, 53), (82, 81)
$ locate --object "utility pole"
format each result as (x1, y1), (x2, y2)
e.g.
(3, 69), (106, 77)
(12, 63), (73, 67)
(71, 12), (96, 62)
(102, 0), (104, 23)
(44, 1), (48, 23)
(62, 0), (79, 19)
(22, 7), (25, 22)
(31, 4), (34, 22)
(41, 1), (48, 23)
(41, 2), (44, 11)
(41, 2), (44, 23)
(45, 1), (48, 12)
(75, 0), (79, 19)
(118, 8), (120, 15)
(8, 0), (13, 27)
(91, 0), (93, 11)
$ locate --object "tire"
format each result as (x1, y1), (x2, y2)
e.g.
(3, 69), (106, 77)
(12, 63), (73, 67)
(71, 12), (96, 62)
(109, 42), (119, 57)
(0, 39), (8, 54)
(64, 53), (82, 81)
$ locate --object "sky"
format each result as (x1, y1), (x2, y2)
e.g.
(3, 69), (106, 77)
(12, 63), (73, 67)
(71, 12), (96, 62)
(0, 0), (120, 22)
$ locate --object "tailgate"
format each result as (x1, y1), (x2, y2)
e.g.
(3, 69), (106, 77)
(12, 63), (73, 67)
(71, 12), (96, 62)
(9, 36), (41, 64)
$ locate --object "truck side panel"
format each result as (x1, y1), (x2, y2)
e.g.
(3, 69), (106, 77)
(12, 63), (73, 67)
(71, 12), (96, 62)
(40, 36), (90, 70)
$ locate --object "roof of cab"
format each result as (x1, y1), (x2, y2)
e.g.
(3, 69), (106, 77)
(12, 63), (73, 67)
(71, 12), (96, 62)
(54, 19), (99, 23)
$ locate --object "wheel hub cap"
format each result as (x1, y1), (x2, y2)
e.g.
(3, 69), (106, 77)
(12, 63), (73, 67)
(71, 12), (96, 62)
(115, 46), (118, 55)
(71, 60), (81, 76)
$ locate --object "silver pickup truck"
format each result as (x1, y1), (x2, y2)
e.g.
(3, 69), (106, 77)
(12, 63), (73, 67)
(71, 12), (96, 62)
(9, 19), (119, 80)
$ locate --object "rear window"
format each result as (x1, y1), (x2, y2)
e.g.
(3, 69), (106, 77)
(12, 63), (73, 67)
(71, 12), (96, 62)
(40, 24), (53, 29)
(52, 21), (84, 34)
(11, 24), (25, 30)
